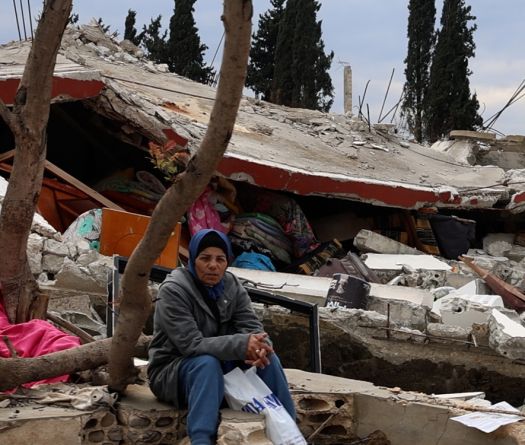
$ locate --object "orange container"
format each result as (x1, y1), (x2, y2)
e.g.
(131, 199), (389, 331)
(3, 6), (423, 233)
(100, 208), (181, 268)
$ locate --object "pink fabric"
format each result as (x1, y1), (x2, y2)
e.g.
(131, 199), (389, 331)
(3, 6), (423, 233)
(188, 187), (230, 236)
(0, 302), (81, 388)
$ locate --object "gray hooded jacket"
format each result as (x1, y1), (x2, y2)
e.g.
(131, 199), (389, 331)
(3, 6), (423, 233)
(147, 268), (264, 407)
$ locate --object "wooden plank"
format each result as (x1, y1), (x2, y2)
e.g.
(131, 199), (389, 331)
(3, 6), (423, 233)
(44, 160), (123, 211)
(0, 149), (122, 211)
(0, 149), (15, 163)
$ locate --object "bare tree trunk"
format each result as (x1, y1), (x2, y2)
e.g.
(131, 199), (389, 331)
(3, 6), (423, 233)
(0, 0), (72, 323)
(108, 0), (253, 392)
(0, 336), (150, 392)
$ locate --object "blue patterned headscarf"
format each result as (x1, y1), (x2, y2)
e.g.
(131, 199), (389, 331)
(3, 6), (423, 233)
(188, 229), (233, 300)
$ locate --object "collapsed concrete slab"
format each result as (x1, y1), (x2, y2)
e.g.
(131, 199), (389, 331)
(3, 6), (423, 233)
(353, 229), (423, 255)
(489, 309), (525, 361)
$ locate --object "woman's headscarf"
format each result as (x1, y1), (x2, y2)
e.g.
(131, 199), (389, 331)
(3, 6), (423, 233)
(188, 229), (233, 300)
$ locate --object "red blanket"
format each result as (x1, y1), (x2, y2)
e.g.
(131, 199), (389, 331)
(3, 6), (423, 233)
(0, 302), (81, 388)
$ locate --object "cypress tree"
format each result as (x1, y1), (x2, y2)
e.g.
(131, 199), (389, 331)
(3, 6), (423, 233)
(124, 9), (143, 46)
(141, 16), (169, 65)
(166, 0), (214, 83)
(401, 0), (436, 143)
(425, 0), (482, 142)
(272, 0), (334, 112)
(246, 0), (285, 101)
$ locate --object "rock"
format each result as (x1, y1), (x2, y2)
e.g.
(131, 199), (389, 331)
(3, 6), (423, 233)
(483, 233), (515, 257)
(488, 309), (525, 360)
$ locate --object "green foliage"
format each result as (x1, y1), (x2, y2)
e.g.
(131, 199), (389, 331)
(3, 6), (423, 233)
(124, 9), (143, 46)
(68, 13), (79, 25)
(141, 15), (169, 65)
(401, 0), (436, 143)
(425, 0), (482, 142)
(271, 0), (333, 111)
(246, 0), (285, 100)
(166, 0), (214, 83)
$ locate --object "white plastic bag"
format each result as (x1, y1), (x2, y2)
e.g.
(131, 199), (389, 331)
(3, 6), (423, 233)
(224, 367), (306, 445)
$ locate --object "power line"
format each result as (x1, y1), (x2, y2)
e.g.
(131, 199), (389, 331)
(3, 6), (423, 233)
(18, 0), (28, 40)
(12, 0), (22, 41)
(27, 0), (34, 40)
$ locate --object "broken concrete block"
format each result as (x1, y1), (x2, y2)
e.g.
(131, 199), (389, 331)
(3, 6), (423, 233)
(55, 257), (105, 293)
(430, 139), (477, 165)
(217, 410), (271, 445)
(353, 229), (422, 255)
(42, 253), (66, 274)
(461, 250), (509, 272)
(76, 239), (92, 256)
(492, 261), (525, 290)
(452, 279), (490, 296)
(117, 384), (184, 444)
(86, 256), (113, 289)
(76, 250), (101, 267)
(489, 309), (525, 360)
(434, 295), (504, 329)
(362, 254), (451, 272)
(504, 244), (525, 262)
(363, 254), (451, 285)
(367, 297), (429, 330)
(449, 130), (496, 142)
(482, 233), (515, 257)
(32, 212), (61, 240)
(53, 310), (106, 337)
(44, 238), (70, 257)
(426, 323), (470, 341)
(370, 283), (434, 308)
(27, 233), (44, 275)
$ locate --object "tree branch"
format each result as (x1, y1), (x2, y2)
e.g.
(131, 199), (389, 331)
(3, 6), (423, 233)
(108, 0), (253, 392)
(0, 336), (150, 392)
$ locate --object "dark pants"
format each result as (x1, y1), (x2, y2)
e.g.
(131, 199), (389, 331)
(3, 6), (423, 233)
(178, 353), (295, 445)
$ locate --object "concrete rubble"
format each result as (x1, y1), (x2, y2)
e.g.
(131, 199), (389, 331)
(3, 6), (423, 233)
(2, 371), (525, 445)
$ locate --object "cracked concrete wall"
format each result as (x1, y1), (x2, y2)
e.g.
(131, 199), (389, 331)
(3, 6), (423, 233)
(257, 305), (525, 406)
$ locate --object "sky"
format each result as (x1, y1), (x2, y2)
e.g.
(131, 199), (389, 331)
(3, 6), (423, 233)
(1, 1), (524, 136)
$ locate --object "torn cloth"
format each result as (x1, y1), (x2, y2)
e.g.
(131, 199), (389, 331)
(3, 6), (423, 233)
(0, 302), (81, 388)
